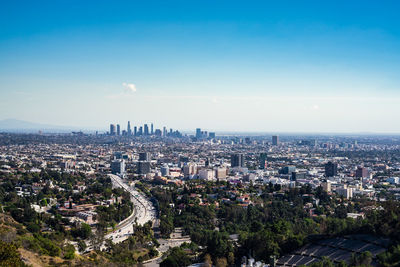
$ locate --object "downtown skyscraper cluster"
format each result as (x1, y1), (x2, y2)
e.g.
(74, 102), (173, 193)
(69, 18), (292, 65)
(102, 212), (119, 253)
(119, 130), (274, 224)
(108, 122), (182, 138)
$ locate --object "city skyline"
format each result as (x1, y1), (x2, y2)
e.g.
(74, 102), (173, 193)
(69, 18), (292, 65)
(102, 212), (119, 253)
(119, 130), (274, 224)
(3, 118), (400, 135)
(2, 1), (400, 132)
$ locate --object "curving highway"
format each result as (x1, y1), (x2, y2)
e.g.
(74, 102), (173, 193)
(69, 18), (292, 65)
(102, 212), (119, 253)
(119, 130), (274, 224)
(105, 174), (157, 244)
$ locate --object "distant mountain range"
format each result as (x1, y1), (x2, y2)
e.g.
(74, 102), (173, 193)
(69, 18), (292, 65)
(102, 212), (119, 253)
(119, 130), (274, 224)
(0, 119), (85, 133)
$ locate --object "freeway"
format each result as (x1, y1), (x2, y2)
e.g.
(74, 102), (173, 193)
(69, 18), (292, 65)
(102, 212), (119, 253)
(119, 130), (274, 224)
(83, 174), (191, 266)
(83, 174), (157, 252)
(105, 174), (158, 244)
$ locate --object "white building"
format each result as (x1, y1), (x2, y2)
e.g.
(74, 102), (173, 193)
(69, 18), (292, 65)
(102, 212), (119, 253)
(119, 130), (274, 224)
(199, 169), (214, 181)
(215, 167), (227, 179)
(322, 181), (332, 192)
(183, 163), (197, 177)
(337, 186), (353, 199)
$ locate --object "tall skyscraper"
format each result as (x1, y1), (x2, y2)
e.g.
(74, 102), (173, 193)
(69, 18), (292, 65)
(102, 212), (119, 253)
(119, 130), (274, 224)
(116, 124), (121, 136)
(111, 159), (125, 175)
(161, 165), (169, 176)
(163, 127), (167, 137)
(325, 161), (338, 177)
(205, 157), (210, 167)
(291, 172), (306, 181)
(138, 126), (143, 136)
(272, 135), (279, 146)
(151, 123), (154, 135)
(137, 161), (151, 175)
(280, 165), (296, 174)
(155, 129), (162, 136)
(110, 124), (116, 135)
(231, 153), (244, 168)
(144, 124), (149, 135)
(134, 126), (137, 136)
(356, 166), (368, 178)
(196, 128), (202, 138)
(259, 153), (267, 169)
(127, 121), (132, 135)
(139, 152), (150, 161)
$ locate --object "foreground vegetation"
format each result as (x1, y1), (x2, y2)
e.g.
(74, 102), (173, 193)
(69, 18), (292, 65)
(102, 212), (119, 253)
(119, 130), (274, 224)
(151, 180), (400, 266)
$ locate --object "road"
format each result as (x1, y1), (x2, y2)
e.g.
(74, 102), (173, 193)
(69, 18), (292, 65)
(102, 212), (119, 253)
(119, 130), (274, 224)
(84, 174), (190, 266)
(84, 174), (157, 252)
(105, 174), (158, 244)
(107, 176), (192, 267)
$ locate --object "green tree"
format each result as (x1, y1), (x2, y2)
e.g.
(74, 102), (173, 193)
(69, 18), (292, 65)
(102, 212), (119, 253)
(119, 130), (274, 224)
(0, 241), (26, 267)
(160, 247), (191, 267)
(351, 251), (372, 266)
(63, 244), (75, 259)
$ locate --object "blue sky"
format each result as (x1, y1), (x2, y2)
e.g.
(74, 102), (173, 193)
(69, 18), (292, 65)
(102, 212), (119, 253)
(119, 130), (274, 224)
(1, 1), (400, 132)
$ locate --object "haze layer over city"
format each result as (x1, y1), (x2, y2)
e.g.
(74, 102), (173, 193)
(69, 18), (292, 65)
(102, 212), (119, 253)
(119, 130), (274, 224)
(1, 1), (400, 133)
(1, 1), (400, 267)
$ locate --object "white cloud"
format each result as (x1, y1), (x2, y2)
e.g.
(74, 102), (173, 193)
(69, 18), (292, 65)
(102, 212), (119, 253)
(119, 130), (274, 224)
(105, 83), (137, 99)
(311, 104), (320, 110)
(122, 82), (137, 93)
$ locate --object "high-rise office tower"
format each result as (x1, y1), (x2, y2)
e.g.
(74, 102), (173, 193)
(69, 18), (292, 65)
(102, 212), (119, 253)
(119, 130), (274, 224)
(161, 166), (169, 176)
(280, 166), (296, 174)
(110, 124), (116, 135)
(196, 128), (202, 138)
(163, 127), (167, 137)
(272, 135), (279, 145)
(325, 161), (338, 177)
(117, 124), (121, 136)
(144, 124), (149, 135)
(139, 152), (150, 161)
(155, 129), (162, 136)
(151, 123), (154, 135)
(134, 126), (137, 136)
(127, 121), (132, 135)
(291, 172), (306, 181)
(259, 153), (267, 169)
(356, 166), (368, 178)
(113, 151), (123, 159)
(205, 157), (210, 167)
(231, 153), (244, 168)
(111, 159), (125, 175)
(137, 161), (151, 175)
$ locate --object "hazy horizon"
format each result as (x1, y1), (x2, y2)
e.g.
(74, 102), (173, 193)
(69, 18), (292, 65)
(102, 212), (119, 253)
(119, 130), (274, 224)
(1, 1), (400, 132)
(2, 118), (400, 136)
